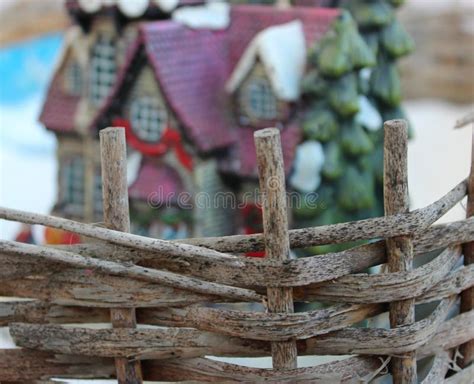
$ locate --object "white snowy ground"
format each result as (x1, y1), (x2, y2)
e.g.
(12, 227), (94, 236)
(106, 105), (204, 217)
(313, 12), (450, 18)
(0, 99), (472, 381)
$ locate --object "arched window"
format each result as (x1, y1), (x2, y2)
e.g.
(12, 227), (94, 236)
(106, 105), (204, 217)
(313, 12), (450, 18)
(130, 96), (167, 142)
(242, 77), (278, 120)
(90, 34), (116, 105)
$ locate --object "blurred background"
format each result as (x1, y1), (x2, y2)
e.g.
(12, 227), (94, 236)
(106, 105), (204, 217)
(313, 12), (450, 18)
(0, 0), (472, 382)
(0, 0), (471, 242)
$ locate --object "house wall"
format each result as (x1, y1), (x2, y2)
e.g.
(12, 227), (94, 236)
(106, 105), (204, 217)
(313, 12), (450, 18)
(56, 134), (101, 222)
(193, 158), (236, 237)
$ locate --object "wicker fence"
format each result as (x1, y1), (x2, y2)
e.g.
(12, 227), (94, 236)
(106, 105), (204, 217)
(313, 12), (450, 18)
(0, 121), (472, 383)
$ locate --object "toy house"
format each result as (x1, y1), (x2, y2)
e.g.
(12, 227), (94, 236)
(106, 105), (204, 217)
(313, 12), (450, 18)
(40, 0), (412, 243)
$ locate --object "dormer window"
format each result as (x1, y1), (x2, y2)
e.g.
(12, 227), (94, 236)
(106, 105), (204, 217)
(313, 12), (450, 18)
(130, 96), (167, 142)
(241, 77), (278, 121)
(90, 34), (117, 106)
(64, 61), (82, 96)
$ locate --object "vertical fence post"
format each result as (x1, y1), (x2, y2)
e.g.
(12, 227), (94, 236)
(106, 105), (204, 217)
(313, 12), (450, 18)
(383, 120), (417, 383)
(100, 127), (143, 383)
(460, 127), (474, 368)
(254, 128), (297, 370)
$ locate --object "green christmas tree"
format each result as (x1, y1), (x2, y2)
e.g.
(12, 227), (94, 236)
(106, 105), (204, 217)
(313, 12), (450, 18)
(294, 2), (413, 253)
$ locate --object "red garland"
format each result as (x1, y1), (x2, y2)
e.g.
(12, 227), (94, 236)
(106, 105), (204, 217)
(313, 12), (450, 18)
(112, 118), (193, 171)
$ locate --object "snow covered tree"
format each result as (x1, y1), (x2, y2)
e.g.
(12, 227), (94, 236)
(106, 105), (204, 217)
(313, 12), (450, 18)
(293, 2), (413, 253)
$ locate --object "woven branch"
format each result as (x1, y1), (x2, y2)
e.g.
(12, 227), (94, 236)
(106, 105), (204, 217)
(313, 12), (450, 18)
(1, 256), (471, 311)
(0, 240), (263, 303)
(0, 178), (466, 256)
(3, 311), (472, 382)
(8, 298), (459, 358)
(175, 178), (467, 252)
(302, 246), (462, 303)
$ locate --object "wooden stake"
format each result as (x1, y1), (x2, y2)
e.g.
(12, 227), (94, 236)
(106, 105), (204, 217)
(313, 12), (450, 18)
(460, 127), (474, 368)
(384, 120), (417, 383)
(100, 127), (143, 384)
(254, 128), (297, 370)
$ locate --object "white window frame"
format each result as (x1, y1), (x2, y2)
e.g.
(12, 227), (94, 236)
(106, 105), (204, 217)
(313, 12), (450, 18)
(90, 34), (117, 106)
(130, 96), (167, 142)
(243, 77), (278, 120)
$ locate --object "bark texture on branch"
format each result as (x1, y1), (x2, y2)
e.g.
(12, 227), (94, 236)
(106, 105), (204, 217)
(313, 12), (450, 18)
(0, 177), (466, 255)
(175, 178), (467, 251)
(384, 120), (417, 383)
(100, 127), (142, 383)
(460, 126), (474, 368)
(0, 349), (114, 381)
(254, 128), (297, 369)
(9, 298), (458, 359)
(0, 240), (263, 303)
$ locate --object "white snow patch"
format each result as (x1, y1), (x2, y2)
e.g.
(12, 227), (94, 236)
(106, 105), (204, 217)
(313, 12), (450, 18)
(153, 0), (179, 13)
(289, 141), (325, 193)
(172, 1), (230, 30)
(226, 20), (306, 102)
(356, 95), (382, 131)
(127, 150), (142, 186)
(78, 0), (102, 13)
(117, 0), (148, 17)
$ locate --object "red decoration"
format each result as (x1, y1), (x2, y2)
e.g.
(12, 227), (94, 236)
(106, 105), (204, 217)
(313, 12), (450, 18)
(241, 203), (265, 258)
(44, 227), (81, 245)
(113, 118), (193, 171)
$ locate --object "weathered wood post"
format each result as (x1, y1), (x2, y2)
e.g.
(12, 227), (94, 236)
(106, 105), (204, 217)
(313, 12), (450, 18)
(460, 126), (474, 368)
(100, 127), (143, 383)
(383, 120), (416, 383)
(254, 128), (297, 370)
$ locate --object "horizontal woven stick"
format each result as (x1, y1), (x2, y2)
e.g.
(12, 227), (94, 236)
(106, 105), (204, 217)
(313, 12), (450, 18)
(0, 179), (466, 255)
(177, 178), (467, 252)
(2, 255), (470, 311)
(0, 240), (263, 303)
(44, 217), (473, 290)
(4, 312), (471, 382)
(3, 263), (471, 327)
(299, 263), (474, 304)
(143, 356), (386, 383)
(186, 303), (384, 341)
(0, 349), (381, 383)
(0, 267), (225, 308)
(418, 310), (474, 358)
(0, 207), (242, 263)
(2, 228), (471, 294)
(302, 246), (462, 303)
(9, 298), (458, 358)
(0, 349), (114, 381)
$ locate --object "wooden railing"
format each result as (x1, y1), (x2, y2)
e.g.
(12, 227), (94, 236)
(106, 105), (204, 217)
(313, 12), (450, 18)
(0, 120), (472, 383)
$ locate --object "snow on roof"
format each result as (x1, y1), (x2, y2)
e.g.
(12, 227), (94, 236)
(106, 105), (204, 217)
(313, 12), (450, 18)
(226, 20), (306, 102)
(172, 1), (230, 30)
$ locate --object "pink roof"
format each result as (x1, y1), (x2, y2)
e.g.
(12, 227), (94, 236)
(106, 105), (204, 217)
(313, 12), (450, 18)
(42, 5), (339, 176)
(129, 160), (184, 204)
(227, 6), (339, 75)
(141, 21), (236, 153)
(39, 74), (80, 133)
(93, 5), (339, 174)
